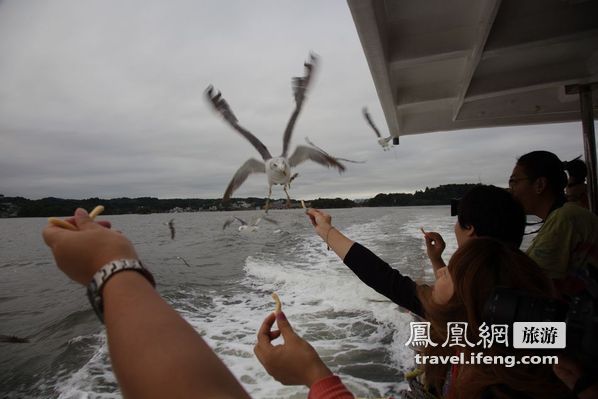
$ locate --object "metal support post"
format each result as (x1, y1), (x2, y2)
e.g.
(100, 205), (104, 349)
(579, 85), (597, 214)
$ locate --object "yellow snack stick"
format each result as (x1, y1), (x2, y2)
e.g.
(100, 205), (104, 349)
(271, 292), (282, 314)
(48, 205), (104, 231)
(419, 227), (426, 235)
(300, 200), (306, 209)
(48, 217), (78, 231)
(404, 368), (424, 380)
(89, 205), (105, 220)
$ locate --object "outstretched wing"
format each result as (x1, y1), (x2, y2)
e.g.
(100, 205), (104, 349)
(362, 107), (382, 138)
(282, 53), (318, 157)
(222, 217), (235, 230)
(176, 256), (191, 267)
(223, 158), (266, 202)
(234, 216), (248, 226)
(205, 85), (272, 161)
(252, 215), (278, 226)
(261, 215), (279, 225)
(288, 145), (345, 173)
(304, 137), (366, 164)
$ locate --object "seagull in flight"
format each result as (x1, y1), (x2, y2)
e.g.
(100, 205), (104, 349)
(362, 107), (393, 151)
(167, 218), (175, 240)
(222, 215), (278, 233)
(206, 53), (346, 212)
(176, 256), (191, 267)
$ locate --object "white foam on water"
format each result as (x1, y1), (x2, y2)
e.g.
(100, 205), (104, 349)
(181, 216), (421, 398)
(54, 334), (119, 399)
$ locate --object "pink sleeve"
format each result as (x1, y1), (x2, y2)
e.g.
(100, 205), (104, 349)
(308, 375), (355, 399)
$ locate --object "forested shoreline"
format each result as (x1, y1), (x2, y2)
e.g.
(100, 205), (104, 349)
(0, 183), (478, 217)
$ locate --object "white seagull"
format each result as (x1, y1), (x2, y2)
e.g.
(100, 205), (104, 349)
(222, 215), (278, 233)
(206, 53), (346, 212)
(362, 107), (393, 151)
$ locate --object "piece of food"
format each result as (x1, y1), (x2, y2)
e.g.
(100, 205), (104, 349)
(301, 200), (306, 209)
(89, 205), (105, 220)
(271, 292), (282, 314)
(48, 205), (105, 230)
(48, 217), (78, 231)
(419, 227), (426, 235)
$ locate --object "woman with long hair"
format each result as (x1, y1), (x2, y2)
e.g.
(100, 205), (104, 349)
(417, 238), (566, 398)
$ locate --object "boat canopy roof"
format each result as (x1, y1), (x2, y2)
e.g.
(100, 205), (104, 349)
(347, 0), (598, 138)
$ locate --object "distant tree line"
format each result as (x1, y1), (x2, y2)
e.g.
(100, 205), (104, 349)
(365, 183), (478, 207)
(0, 184), (479, 217)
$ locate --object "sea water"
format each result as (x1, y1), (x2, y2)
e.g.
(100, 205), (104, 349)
(1, 206), (461, 398)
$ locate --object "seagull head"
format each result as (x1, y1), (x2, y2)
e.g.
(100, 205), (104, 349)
(267, 157), (291, 183)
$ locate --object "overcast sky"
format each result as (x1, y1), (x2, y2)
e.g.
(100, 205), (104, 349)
(0, 0), (590, 200)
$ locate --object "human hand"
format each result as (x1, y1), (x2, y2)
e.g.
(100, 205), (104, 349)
(42, 208), (138, 285)
(254, 312), (332, 387)
(423, 231), (446, 262)
(305, 208), (333, 241)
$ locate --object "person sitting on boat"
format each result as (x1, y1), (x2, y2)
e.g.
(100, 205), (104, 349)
(508, 150), (598, 298)
(421, 184), (526, 278)
(564, 156), (589, 209)
(255, 238), (571, 398)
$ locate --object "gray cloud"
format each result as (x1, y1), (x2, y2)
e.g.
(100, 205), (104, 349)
(0, 0), (591, 200)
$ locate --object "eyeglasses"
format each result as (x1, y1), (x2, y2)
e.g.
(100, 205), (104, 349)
(508, 177), (530, 188)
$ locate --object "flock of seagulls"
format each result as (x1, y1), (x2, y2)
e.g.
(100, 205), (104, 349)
(164, 53), (396, 241)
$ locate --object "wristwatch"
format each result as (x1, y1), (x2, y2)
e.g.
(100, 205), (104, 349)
(86, 259), (155, 323)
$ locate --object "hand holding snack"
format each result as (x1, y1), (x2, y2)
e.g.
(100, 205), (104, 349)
(254, 295), (332, 387)
(48, 205), (105, 230)
(305, 208), (333, 241)
(43, 208), (137, 285)
(423, 231), (446, 262)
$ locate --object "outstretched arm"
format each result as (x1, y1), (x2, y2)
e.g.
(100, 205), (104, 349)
(305, 208), (424, 317)
(42, 208), (250, 399)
